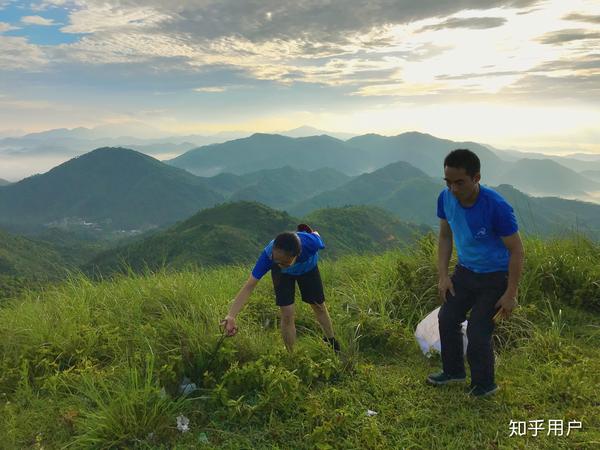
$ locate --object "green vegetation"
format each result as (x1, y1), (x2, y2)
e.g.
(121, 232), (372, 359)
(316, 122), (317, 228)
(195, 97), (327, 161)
(86, 202), (428, 276)
(1, 236), (599, 448)
(0, 229), (68, 279)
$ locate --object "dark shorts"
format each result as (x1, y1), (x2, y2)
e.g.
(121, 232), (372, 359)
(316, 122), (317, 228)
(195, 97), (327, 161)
(271, 264), (325, 307)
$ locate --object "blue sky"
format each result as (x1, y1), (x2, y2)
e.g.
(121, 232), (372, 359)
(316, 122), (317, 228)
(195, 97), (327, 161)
(0, 0), (599, 153)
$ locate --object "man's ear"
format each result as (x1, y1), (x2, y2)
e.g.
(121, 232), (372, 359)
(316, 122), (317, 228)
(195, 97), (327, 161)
(473, 172), (481, 183)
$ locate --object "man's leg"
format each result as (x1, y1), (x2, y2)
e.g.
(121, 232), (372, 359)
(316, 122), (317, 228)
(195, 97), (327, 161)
(310, 302), (334, 339)
(298, 266), (339, 351)
(467, 272), (507, 389)
(271, 264), (296, 351)
(280, 304), (296, 352)
(438, 267), (474, 378)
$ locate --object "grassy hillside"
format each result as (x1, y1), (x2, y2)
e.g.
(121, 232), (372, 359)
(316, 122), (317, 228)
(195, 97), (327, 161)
(86, 202), (428, 276)
(0, 227), (72, 280)
(0, 237), (598, 448)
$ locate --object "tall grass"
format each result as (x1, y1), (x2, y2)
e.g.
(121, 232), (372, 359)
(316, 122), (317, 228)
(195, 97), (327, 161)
(1, 236), (599, 448)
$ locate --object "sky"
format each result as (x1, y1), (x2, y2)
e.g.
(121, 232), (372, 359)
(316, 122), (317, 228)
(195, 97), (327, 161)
(0, 0), (599, 153)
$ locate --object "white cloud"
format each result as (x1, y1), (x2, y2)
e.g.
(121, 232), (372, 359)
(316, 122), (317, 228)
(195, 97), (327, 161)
(194, 87), (227, 93)
(0, 21), (20, 32)
(21, 15), (57, 26)
(0, 36), (48, 69)
(61, 3), (171, 33)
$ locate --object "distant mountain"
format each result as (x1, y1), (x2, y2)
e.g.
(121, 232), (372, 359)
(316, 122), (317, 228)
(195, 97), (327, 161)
(221, 166), (351, 209)
(0, 147), (223, 229)
(345, 132), (508, 179)
(580, 170), (600, 182)
(167, 133), (365, 176)
(498, 159), (600, 196)
(85, 201), (428, 275)
(565, 153), (600, 162)
(490, 147), (600, 173)
(495, 185), (600, 238)
(168, 131), (509, 182)
(0, 178), (10, 186)
(279, 126), (357, 140)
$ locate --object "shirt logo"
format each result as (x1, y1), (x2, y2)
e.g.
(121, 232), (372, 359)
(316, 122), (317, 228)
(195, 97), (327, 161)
(476, 227), (487, 238)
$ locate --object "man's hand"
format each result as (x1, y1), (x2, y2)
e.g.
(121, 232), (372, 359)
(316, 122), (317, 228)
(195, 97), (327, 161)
(221, 315), (238, 336)
(494, 291), (518, 321)
(438, 275), (455, 303)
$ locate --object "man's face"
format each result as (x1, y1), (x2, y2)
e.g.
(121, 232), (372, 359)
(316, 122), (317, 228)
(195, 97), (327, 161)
(273, 248), (297, 268)
(444, 166), (480, 202)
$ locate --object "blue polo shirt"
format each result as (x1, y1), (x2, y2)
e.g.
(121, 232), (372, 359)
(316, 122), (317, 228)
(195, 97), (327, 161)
(437, 185), (518, 273)
(251, 232), (325, 279)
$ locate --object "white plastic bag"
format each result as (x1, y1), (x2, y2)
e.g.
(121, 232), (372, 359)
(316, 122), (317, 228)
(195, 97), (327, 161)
(415, 307), (468, 357)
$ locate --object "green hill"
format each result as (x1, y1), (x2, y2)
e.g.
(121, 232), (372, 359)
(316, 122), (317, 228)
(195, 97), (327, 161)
(0, 227), (70, 280)
(86, 202), (429, 275)
(0, 147), (224, 230)
(0, 178), (10, 186)
(291, 161), (435, 216)
(204, 166), (351, 209)
(304, 206), (429, 257)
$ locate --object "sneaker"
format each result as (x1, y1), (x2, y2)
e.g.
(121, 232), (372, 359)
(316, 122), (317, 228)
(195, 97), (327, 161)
(323, 336), (341, 353)
(426, 371), (466, 386)
(469, 384), (500, 397)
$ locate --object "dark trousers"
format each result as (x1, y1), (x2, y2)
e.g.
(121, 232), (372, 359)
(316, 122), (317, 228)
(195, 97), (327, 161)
(438, 265), (507, 387)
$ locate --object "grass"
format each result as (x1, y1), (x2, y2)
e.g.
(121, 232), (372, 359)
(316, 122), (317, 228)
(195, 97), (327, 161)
(0, 236), (599, 449)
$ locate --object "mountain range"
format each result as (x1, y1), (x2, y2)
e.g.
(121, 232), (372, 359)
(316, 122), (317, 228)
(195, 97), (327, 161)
(2, 144), (600, 241)
(166, 132), (600, 198)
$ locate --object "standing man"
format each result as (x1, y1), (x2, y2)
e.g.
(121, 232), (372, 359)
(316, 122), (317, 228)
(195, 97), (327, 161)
(427, 149), (524, 397)
(221, 224), (339, 352)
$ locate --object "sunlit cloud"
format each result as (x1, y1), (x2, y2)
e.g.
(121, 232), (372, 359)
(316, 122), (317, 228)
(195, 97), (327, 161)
(21, 15), (57, 26)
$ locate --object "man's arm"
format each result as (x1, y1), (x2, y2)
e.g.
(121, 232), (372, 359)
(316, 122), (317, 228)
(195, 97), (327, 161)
(438, 219), (455, 302)
(495, 232), (525, 319)
(222, 275), (259, 335)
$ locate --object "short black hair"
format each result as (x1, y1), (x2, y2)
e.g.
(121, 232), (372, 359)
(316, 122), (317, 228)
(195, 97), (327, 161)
(274, 232), (301, 256)
(444, 149), (480, 177)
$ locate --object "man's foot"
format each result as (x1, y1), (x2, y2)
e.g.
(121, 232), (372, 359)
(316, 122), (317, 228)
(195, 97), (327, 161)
(323, 336), (340, 352)
(426, 371), (466, 386)
(469, 384), (500, 397)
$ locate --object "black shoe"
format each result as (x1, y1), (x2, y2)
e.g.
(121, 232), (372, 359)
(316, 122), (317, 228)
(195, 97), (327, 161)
(469, 384), (499, 397)
(323, 336), (340, 352)
(426, 371), (466, 386)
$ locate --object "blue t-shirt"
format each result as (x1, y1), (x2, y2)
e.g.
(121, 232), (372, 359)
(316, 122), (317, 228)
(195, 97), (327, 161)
(251, 231), (325, 279)
(437, 185), (518, 273)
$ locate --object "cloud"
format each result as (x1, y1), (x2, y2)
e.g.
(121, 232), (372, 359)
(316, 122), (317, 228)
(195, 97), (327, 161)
(418, 17), (507, 32)
(0, 36), (49, 69)
(538, 28), (600, 45)
(563, 13), (600, 24)
(21, 15), (57, 26)
(0, 21), (20, 33)
(61, 4), (171, 33)
(193, 86), (227, 93)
